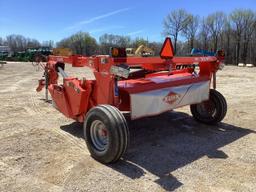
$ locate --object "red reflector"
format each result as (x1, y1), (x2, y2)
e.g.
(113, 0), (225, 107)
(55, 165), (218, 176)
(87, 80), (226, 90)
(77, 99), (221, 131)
(111, 47), (127, 58)
(160, 37), (174, 59)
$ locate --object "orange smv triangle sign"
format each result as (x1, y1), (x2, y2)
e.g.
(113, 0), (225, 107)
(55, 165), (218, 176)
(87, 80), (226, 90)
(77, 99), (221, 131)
(160, 37), (174, 59)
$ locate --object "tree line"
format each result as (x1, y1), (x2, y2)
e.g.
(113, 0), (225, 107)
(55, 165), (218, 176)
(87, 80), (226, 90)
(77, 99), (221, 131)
(56, 32), (162, 56)
(0, 35), (54, 52)
(163, 9), (256, 65)
(1, 8), (255, 64)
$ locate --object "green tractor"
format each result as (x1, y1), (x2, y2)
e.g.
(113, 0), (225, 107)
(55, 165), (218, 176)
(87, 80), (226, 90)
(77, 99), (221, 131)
(7, 47), (53, 62)
(0, 51), (9, 61)
(27, 47), (52, 62)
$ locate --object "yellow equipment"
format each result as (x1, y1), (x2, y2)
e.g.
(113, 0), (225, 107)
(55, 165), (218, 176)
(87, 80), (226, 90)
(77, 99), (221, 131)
(53, 48), (72, 56)
(126, 45), (154, 57)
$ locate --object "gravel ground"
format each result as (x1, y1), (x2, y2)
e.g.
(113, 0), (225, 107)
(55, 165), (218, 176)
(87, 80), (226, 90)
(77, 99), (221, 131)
(0, 62), (255, 192)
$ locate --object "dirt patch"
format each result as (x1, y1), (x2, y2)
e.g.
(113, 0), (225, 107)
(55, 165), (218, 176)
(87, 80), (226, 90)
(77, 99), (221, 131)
(0, 63), (255, 192)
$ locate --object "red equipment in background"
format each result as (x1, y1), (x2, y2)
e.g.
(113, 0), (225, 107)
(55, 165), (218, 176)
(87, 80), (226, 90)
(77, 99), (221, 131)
(36, 37), (227, 163)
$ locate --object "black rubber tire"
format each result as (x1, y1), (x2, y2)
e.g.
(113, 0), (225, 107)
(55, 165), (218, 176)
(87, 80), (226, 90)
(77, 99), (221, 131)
(190, 89), (227, 125)
(84, 105), (129, 164)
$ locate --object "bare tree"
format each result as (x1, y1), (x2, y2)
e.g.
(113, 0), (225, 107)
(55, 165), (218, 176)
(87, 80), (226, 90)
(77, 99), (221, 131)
(163, 9), (190, 53)
(4, 34), (41, 52)
(131, 37), (147, 48)
(148, 42), (162, 56)
(0, 37), (4, 46)
(250, 28), (256, 64)
(198, 18), (210, 50)
(6, 35), (26, 52)
(26, 38), (41, 48)
(230, 9), (247, 64)
(42, 40), (55, 48)
(99, 34), (131, 54)
(241, 10), (256, 64)
(182, 14), (199, 51)
(221, 21), (233, 64)
(206, 12), (226, 51)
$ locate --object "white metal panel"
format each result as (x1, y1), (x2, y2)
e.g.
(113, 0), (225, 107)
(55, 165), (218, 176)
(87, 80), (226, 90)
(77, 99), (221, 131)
(130, 81), (210, 119)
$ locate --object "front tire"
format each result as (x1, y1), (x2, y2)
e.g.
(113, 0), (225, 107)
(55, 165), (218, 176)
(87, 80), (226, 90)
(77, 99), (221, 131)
(84, 105), (129, 164)
(190, 89), (227, 124)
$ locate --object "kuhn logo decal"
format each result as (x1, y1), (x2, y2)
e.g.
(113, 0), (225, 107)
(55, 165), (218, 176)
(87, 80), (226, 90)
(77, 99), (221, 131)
(163, 92), (181, 105)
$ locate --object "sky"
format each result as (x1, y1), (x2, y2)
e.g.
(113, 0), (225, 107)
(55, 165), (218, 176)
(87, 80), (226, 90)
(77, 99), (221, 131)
(0, 0), (256, 43)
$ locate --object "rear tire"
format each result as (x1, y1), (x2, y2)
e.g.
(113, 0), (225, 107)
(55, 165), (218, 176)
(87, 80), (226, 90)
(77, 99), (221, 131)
(84, 105), (129, 164)
(190, 89), (227, 124)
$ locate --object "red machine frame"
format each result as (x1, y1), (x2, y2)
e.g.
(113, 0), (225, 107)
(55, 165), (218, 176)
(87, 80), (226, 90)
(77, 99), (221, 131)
(37, 38), (224, 122)
(36, 37), (226, 163)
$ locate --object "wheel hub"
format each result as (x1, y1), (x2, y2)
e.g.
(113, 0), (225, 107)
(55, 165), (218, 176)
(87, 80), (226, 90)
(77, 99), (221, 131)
(197, 100), (216, 117)
(90, 120), (109, 151)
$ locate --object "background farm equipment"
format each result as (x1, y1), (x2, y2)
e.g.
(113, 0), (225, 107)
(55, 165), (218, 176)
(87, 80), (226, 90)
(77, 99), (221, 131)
(28, 47), (52, 63)
(36, 37), (227, 164)
(0, 47), (52, 62)
(126, 44), (154, 57)
(0, 46), (11, 61)
(52, 48), (72, 57)
(0, 51), (9, 61)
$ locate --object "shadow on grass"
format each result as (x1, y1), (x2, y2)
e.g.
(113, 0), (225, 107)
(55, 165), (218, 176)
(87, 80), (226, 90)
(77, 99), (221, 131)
(60, 111), (255, 191)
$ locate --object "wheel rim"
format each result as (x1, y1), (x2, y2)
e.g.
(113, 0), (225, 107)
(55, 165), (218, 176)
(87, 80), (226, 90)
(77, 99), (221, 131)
(90, 120), (109, 152)
(196, 100), (217, 119)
